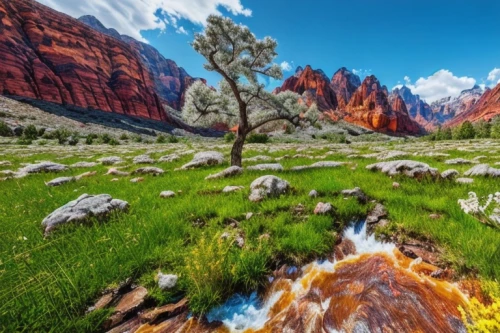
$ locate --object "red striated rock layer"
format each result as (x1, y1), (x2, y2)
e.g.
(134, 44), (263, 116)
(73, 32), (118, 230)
(277, 65), (338, 112)
(330, 67), (361, 109)
(0, 0), (195, 122)
(445, 83), (500, 127)
(345, 76), (421, 134)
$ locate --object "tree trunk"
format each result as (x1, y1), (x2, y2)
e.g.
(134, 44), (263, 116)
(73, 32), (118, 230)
(231, 131), (246, 167)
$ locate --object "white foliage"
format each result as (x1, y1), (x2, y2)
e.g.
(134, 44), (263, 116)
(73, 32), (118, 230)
(458, 191), (500, 228)
(182, 15), (312, 131)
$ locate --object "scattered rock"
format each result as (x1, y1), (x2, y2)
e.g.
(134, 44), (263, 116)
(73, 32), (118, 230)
(75, 171), (97, 180)
(157, 273), (178, 290)
(111, 178), (119, 182)
(106, 287), (148, 329)
(366, 160), (439, 179)
(259, 233), (270, 241)
(18, 162), (68, 176)
(429, 214), (442, 220)
(0, 161), (12, 166)
(243, 155), (273, 162)
(181, 151), (224, 169)
(341, 187), (368, 204)
(41, 194), (129, 234)
(130, 178), (144, 183)
(133, 155), (155, 164)
(139, 298), (188, 324)
(98, 156), (123, 165)
(106, 168), (130, 176)
(158, 154), (180, 163)
(456, 177), (474, 184)
(46, 176), (75, 187)
(309, 190), (318, 198)
(160, 191), (176, 198)
(71, 162), (98, 168)
(132, 167), (164, 176)
(445, 158), (474, 165)
(314, 202), (333, 215)
(367, 203), (387, 224)
(249, 175), (290, 202)
(464, 164), (500, 177)
(222, 186), (244, 193)
(205, 166), (243, 180)
(441, 169), (459, 180)
(291, 161), (344, 171)
(246, 212), (253, 220)
(247, 163), (284, 171)
(376, 150), (409, 160)
(235, 235), (245, 248)
(392, 182), (400, 189)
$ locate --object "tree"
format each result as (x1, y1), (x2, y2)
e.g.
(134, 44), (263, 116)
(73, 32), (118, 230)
(458, 121), (475, 140)
(473, 120), (491, 139)
(182, 15), (315, 166)
(491, 116), (500, 139)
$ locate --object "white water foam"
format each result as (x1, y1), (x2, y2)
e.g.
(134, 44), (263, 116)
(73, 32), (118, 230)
(207, 222), (395, 332)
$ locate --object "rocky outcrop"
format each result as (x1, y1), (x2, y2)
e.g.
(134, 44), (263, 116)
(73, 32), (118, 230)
(276, 65), (338, 112)
(345, 76), (421, 135)
(0, 0), (198, 123)
(432, 85), (485, 124)
(393, 86), (435, 130)
(445, 84), (500, 127)
(330, 67), (361, 109)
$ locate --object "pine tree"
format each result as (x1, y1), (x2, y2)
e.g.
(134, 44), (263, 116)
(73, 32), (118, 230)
(491, 116), (500, 139)
(458, 121), (476, 140)
(473, 120), (491, 139)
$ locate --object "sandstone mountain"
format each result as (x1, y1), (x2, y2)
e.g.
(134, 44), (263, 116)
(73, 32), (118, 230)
(430, 85), (484, 123)
(0, 0), (197, 123)
(330, 67), (361, 109)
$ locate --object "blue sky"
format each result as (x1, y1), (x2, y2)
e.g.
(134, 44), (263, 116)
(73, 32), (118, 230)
(38, 0), (500, 102)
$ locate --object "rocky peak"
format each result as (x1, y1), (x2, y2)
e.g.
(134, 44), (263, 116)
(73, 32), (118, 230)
(294, 66), (304, 78)
(78, 15), (121, 40)
(330, 67), (361, 109)
(393, 86), (434, 127)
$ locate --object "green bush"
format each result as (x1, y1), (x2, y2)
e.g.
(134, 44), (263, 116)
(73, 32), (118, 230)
(168, 135), (179, 143)
(119, 133), (129, 140)
(458, 121), (475, 140)
(37, 128), (46, 137)
(224, 132), (235, 143)
(85, 135), (94, 145)
(132, 135), (143, 143)
(53, 129), (71, 144)
(100, 133), (112, 144)
(246, 133), (269, 144)
(474, 120), (491, 139)
(108, 138), (120, 146)
(68, 135), (79, 146)
(0, 121), (13, 137)
(491, 116), (500, 139)
(156, 135), (167, 144)
(0, 111), (7, 117)
(320, 132), (349, 144)
(16, 137), (32, 145)
(23, 125), (38, 140)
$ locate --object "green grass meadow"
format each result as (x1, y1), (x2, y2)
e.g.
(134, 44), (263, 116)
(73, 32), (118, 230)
(0, 140), (499, 331)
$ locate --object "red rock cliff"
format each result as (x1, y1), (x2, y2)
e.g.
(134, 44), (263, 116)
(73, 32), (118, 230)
(0, 0), (194, 122)
(330, 67), (361, 109)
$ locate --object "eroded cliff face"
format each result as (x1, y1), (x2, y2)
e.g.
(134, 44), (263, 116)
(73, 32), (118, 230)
(344, 76), (421, 134)
(0, 0), (196, 122)
(431, 85), (485, 124)
(330, 67), (361, 109)
(445, 84), (500, 127)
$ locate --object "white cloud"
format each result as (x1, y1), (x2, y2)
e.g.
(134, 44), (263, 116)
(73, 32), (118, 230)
(176, 26), (188, 35)
(36, 0), (251, 42)
(394, 70), (476, 103)
(280, 61), (292, 72)
(352, 68), (372, 79)
(487, 68), (500, 82)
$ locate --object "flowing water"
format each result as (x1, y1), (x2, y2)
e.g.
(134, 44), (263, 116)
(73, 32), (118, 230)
(202, 222), (468, 333)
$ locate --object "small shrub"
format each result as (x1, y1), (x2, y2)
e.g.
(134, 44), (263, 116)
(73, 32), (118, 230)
(459, 296), (500, 332)
(246, 133), (269, 144)
(474, 120), (491, 139)
(0, 121), (13, 137)
(0, 111), (7, 117)
(457, 121), (476, 140)
(321, 133), (349, 144)
(54, 128), (70, 144)
(119, 133), (129, 140)
(156, 135), (167, 144)
(23, 125), (38, 140)
(16, 137), (32, 145)
(491, 116), (500, 139)
(167, 135), (179, 143)
(132, 135), (143, 143)
(85, 135), (94, 145)
(108, 138), (120, 146)
(68, 135), (79, 146)
(100, 133), (111, 144)
(284, 123), (295, 135)
(37, 128), (46, 137)
(37, 140), (48, 146)
(224, 132), (235, 143)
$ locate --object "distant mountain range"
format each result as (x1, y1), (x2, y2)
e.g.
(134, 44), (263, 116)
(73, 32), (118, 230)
(0, 0), (499, 135)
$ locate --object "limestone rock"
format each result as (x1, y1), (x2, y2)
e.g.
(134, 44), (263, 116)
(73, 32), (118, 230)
(247, 163), (284, 171)
(445, 158), (474, 165)
(106, 168), (130, 176)
(160, 191), (176, 198)
(249, 175), (290, 202)
(41, 194), (129, 234)
(243, 155), (273, 162)
(157, 273), (178, 290)
(98, 157), (124, 165)
(314, 202), (333, 215)
(309, 190), (319, 198)
(46, 176), (75, 187)
(366, 160), (439, 179)
(464, 164), (500, 177)
(133, 155), (155, 164)
(71, 162), (98, 168)
(456, 178), (474, 184)
(130, 177), (144, 183)
(159, 154), (180, 163)
(132, 167), (164, 176)
(181, 151), (224, 169)
(367, 204), (387, 224)
(441, 169), (459, 179)
(18, 162), (68, 176)
(341, 187), (368, 204)
(205, 166), (243, 180)
(223, 186), (244, 193)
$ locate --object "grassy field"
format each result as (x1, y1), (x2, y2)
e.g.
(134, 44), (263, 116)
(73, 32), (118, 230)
(0, 138), (499, 332)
